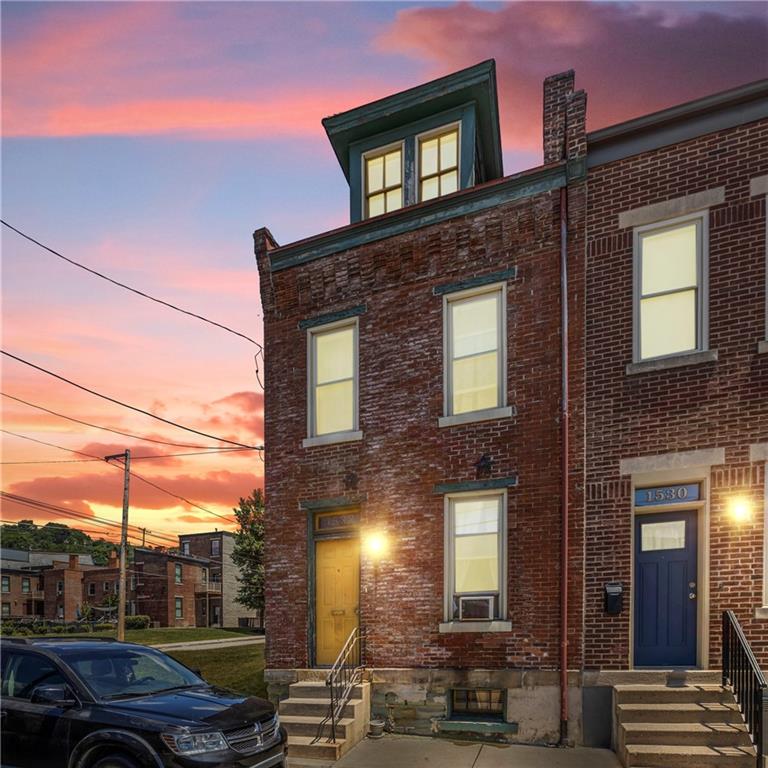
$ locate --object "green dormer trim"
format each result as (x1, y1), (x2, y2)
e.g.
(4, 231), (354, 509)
(323, 60), (503, 222)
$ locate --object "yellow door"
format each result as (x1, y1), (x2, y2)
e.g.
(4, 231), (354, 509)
(315, 537), (359, 665)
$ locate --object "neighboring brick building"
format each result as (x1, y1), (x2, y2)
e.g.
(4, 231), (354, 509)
(0, 568), (43, 619)
(256, 59), (767, 752)
(582, 82), (768, 677)
(179, 531), (259, 627)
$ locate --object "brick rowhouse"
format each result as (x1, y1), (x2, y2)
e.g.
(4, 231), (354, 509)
(255, 60), (767, 747)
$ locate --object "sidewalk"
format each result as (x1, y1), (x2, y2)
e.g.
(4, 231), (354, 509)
(151, 635), (265, 651)
(333, 734), (620, 768)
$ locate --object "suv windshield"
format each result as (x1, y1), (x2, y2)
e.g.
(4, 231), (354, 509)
(58, 646), (204, 699)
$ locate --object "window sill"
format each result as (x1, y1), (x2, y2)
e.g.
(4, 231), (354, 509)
(755, 607), (768, 620)
(302, 431), (363, 449)
(438, 406), (515, 428)
(438, 620), (512, 634)
(758, 340), (768, 355)
(626, 349), (718, 376)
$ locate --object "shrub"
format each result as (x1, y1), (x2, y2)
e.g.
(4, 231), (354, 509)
(93, 623), (114, 632)
(125, 615), (151, 630)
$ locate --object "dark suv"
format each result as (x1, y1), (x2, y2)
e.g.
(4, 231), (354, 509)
(0, 638), (286, 768)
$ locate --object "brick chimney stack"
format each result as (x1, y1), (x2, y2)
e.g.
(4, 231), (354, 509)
(68, 554), (79, 570)
(108, 550), (118, 568)
(542, 69), (587, 178)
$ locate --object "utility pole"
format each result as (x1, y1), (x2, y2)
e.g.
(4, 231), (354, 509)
(106, 450), (130, 641)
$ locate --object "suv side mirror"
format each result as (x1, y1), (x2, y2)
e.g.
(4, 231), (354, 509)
(30, 684), (77, 708)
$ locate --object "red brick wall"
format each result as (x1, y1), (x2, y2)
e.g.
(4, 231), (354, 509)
(584, 119), (768, 668)
(135, 551), (201, 627)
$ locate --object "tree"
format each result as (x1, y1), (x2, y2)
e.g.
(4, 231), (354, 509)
(231, 489), (265, 613)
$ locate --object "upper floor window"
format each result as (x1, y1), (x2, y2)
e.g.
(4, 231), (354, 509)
(445, 286), (505, 417)
(174, 564), (183, 584)
(1, 576), (9, 593)
(210, 539), (220, 557)
(181, 541), (190, 555)
(308, 320), (358, 438)
(103, 581), (110, 593)
(364, 145), (403, 219)
(56, 580), (63, 595)
(445, 493), (506, 622)
(419, 126), (459, 202)
(88, 582), (96, 597)
(635, 214), (707, 362)
(21, 578), (30, 594)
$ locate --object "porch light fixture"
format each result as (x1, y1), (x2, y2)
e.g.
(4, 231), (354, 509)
(728, 496), (752, 524)
(363, 531), (389, 561)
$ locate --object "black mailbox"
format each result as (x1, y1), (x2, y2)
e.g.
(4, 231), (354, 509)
(604, 582), (623, 615)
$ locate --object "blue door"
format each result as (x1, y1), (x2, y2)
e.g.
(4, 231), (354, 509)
(634, 510), (698, 667)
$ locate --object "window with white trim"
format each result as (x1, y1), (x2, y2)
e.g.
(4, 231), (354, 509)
(634, 214), (707, 361)
(1, 576), (9, 593)
(175, 597), (183, 619)
(21, 578), (30, 594)
(308, 320), (358, 438)
(174, 563), (183, 585)
(419, 126), (459, 202)
(364, 144), (403, 219)
(445, 286), (505, 416)
(445, 494), (506, 621)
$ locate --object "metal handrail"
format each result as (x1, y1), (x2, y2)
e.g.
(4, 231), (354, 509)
(722, 610), (766, 767)
(312, 626), (364, 744)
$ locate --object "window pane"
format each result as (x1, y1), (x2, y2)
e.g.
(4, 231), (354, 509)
(455, 533), (498, 592)
(368, 193), (385, 218)
(366, 156), (383, 193)
(640, 289), (696, 359)
(316, 379), (354, 435)
(440, 131), (458, 169)
(421, 176), (439, 202)
(316, 327), (354, 384)
(641, 520), (686, 551)
(421, 138), (438, 176)
(453, 352), (498, 414)
(641, 222), (697, 295)
(454, 498), (499, 536)
(385, 150), (401, 186)
(441, 170), (458, 196)
(452, 293), (498, 358)
(386, 187), (402, 213)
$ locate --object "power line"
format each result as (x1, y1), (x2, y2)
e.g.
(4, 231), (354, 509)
(1, 429), (102, 460)
(1, 392), (243, 450)
(0, 447), (252, 465)
(1, 351), (262, 450)
(1, 219), (263, 353)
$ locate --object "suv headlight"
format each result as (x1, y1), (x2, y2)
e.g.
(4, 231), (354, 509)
(161, 731), (228, 755)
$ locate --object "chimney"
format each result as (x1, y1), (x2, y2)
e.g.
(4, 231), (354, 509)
(108, 550), (118, 568)
(68, 554), (79, 570)
(542, 70), (575, 165)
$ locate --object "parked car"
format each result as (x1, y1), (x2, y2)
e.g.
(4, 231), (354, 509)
(0, 638), (286, 768)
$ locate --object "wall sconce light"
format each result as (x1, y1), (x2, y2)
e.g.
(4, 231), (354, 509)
(729, 496), (752, 524)
(363, 531), (389, 561)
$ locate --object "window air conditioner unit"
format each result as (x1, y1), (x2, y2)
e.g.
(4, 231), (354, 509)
(458, 595), (494, 621)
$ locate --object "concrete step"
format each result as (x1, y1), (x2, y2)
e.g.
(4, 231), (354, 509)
(615, 685), (731, 705)
(279, 696), (363, 719)
(617, 702), (743, 724)
(281, 714), (354, 739)
(620, 721), (751, 748)
(288, 681), (365, 700)
(624, 744), (755, 767)
(286, 734), (345, 761)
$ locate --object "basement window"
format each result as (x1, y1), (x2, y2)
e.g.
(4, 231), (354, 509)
(451, 688), (505, 720)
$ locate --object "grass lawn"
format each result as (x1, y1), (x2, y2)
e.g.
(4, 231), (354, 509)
(168, 643), (267, 699)
(17, 627), (257, 645)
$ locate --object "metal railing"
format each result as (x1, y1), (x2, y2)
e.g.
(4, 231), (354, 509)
(722, 610), (767, 767)
(312, 626), (364, 745)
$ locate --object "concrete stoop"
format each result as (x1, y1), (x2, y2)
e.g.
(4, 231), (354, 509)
(614, 683), (756, 767)
(280, 680), (370, 764)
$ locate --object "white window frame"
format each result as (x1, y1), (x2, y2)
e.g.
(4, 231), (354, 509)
(443, 490), (508, 624)
(21, 577), (30, 594)
(175, 597), (183, 619)
(181, 541), (190, 555)
(1, 576), (9, 593)
(632, 211), (709, 363)
(305, 317), (360, 445)
(416, 121), (461, 203)
(175, 563), (183, 585)
(103, 581), (110, 593)
(361, 140), (404, 221)
(442, 283), (508, 423)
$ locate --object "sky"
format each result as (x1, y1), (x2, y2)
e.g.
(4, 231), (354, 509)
(2, 0), (767, 546)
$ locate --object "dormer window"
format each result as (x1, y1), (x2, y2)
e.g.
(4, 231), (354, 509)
(364, 145), (403, 219)
(419, 127), (459, 202)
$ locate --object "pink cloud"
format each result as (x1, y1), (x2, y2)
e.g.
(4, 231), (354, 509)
(376, 2), (768, 156)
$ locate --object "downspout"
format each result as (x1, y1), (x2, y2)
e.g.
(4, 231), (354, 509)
(559, 181), (570, 746)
